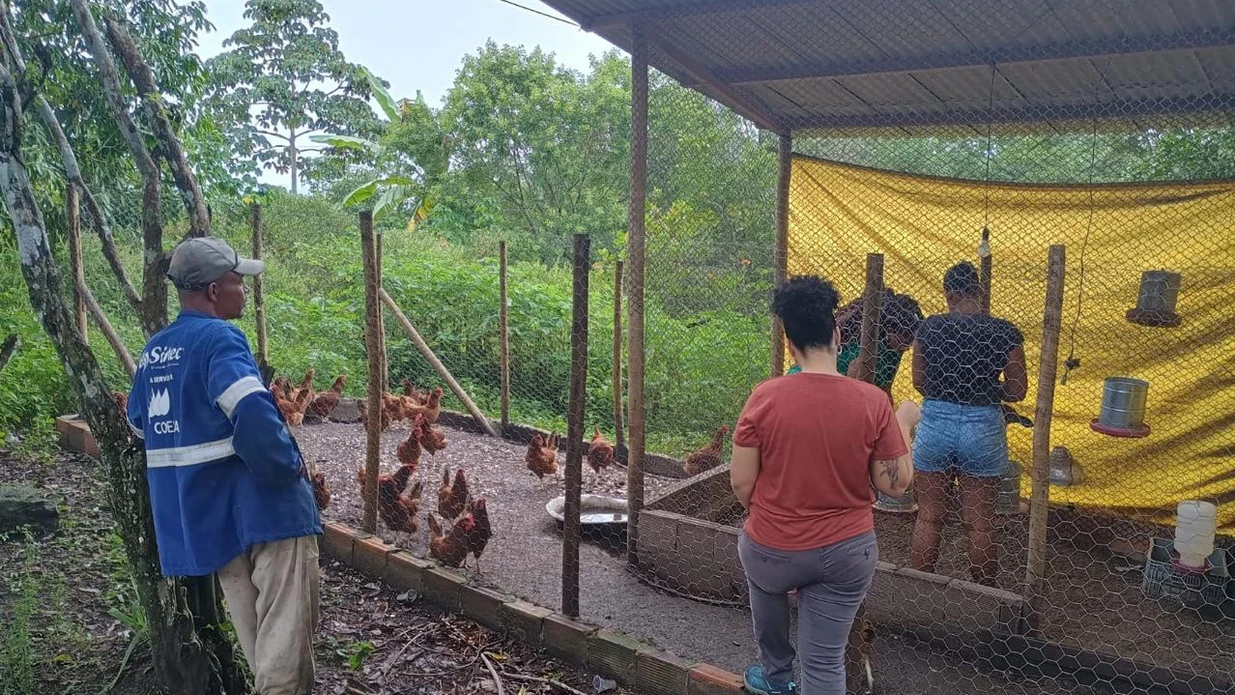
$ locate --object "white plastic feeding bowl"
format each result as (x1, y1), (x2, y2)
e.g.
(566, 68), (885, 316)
(545, 495), (629, 525)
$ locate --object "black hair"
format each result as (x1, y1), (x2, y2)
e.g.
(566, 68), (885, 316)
(773, 275), (840, 351)
(943, 261), (981, 296)
(883, 292), (924, 339)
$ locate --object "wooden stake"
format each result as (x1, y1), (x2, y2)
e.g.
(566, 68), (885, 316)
(1024, 244), (1066, 630)
(376, 232), (387, 395)
(562, 233), (590, 618)
(250, 203), (268, 367)
(979, 226), (992, 315)
(857, 254), (884, 384)
(771, 133), (792, 376)
(613, 259), (626, 458)
(499, 240), (511, 429)
(380, 288), (499, 438)
(360, 211), (381, 534)
(67, 185), (87, 342)
(626, 23), (648, 566)
(80, 280), (135, 377)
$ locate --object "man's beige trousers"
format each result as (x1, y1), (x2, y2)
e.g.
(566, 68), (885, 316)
(218, 535), (320, 695)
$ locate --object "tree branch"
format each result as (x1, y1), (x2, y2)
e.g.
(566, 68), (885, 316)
(79, 278), (136, 377)
(0, 4), (144, 312)
(68, 0), (166, 337)
(103, 17), (210, 239)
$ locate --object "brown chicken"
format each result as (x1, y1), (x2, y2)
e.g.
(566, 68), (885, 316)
(421, 386), (443, 425)
(401, 378), (426, 405)
(683, 425), (730, 477)
(427, 513), (473, 568)
(587, 426), (615, 473)
(464, 497), (493, 574)
(311, 471), (332, 511)
(379, 479), (423, 535)
(414, 414), (448, 455)
(286, 386), (314, 427)
(359, 397), (394, 432)
(395, 425), (423, 474)
(308, 375), (346, 419)
(290, 369), (316, 403)
(525, 433), (559, 481)
(112, 391), (129, 413)
(437, 468), (469, 521)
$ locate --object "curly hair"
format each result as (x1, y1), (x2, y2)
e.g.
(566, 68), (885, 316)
(773, 275), (840, 351)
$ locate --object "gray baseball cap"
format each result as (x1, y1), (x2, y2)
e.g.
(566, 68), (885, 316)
(167, 237), (265, 289)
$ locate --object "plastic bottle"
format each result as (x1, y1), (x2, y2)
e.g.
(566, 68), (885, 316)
(1174, 500), (1217, 568)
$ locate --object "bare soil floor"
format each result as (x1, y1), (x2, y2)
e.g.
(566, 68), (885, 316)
(296, 420), (1104, 695)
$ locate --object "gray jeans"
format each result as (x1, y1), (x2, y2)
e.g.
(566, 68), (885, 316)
(738, 530), (878, 695)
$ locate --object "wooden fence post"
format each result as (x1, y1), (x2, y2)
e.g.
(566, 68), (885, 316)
(626, 22), (648, 567)
(613, 259), (626, 458)
(360, 211), (381, 534)
(67, 185), (87, 342)
(250, 203), (268, 367)
(499, 240), (511, 429)
(857, 254), (884, 383)
(562, 233), (590, 618)
(771, 133), (792, 376)
(1024, 244), (1066, 630)
(979, 226), (992, 315)
(376, 232), (387, 395)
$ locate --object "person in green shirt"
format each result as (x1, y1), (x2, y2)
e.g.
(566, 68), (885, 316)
(788, 289), (923, 397)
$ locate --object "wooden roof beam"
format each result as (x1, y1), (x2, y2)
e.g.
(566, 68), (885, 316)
(580, 0), (818, 32)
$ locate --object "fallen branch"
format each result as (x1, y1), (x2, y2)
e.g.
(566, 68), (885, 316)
(0, 334), (18, 373)
(497, 670), (590, 695)
(480, 652), (505, 695)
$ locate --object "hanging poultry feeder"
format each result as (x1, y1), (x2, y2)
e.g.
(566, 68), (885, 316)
(1126, 270), (1182, 328)
(874, 489), (916, 514)
(1090, 376), (1151, 438)
(1048, 446), (1084, 486)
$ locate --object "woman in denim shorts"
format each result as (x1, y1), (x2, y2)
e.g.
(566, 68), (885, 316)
(910, 262), (1027, 584)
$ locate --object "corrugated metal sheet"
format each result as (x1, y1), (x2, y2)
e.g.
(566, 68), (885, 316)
(540, 0), (1235, 134)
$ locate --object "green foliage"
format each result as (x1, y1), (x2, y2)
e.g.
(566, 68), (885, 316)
(206, 0), (379, 192)
(0, 540), (36, 695)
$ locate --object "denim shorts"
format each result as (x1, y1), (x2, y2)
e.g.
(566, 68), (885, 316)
(912, 399), (1009, 478)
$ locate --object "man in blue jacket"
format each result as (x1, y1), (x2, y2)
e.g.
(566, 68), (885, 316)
(127, 237), (321, 695)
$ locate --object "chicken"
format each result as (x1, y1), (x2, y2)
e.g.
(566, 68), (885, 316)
(464, 497), (493, 574)
(395, 385), (442, 424)
(112, 391), (129, 413)
(401, 378), (426, 405)
(359, 397), (393, 432)
(437, 468), (469, 521)
(683, 425), (730, 477)
(285, 386), (314, 427)
(845, 604), (876, 695)
(587, 426), (615, 473)
(355, 462), (413, 504)
(395, 425), (423, 475)
(311, 472), (332, 511)
(290, 368), (316, 402)
(427, 513), (474, 568)
(414, 414), (448, 455)
(525, 433), (559, 481)
(308, 375), (346, 419)
(379, 479), (423, 535)
(421, 386), (443, 425)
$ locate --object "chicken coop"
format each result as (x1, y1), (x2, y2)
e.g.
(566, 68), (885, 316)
(526, 1), (1235, 694)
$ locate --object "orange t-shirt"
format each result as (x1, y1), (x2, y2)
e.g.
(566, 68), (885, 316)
(734, 372), (907, 551)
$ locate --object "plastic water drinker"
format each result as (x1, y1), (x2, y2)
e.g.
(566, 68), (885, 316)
(1174, 501), (1217, 568)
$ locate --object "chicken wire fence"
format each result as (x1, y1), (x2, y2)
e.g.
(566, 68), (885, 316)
(617, 1), (1235, 690)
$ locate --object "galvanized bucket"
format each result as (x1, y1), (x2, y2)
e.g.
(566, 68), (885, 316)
(1136, 270), (1181, 314)
(1100, 376), (1149, 428)
(874, 489), (916, 513)
(996, 461), (1022, 515)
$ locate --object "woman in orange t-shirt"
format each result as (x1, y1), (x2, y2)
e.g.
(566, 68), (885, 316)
(731, 275), (918, 695)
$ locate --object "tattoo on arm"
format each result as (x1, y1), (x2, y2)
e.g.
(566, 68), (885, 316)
(880, 459), (900, 485)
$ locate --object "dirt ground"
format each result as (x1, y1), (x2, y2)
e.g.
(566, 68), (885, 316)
(296, 420), (1102, 695)
(0, 448), (641, 695)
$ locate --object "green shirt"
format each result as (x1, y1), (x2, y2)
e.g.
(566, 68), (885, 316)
(787, 342), (903, 390)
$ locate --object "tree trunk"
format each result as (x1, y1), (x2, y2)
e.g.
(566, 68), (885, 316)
(289, 130), (298, 195)
(68, 0), (166, 337)
(0, 57), (246, 695)
(0, 334), (18, 373)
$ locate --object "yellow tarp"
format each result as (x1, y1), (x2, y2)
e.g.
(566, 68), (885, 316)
(788, 156), (1235, 532)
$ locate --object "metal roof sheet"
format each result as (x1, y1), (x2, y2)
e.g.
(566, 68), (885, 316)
(539, 0), (1235, 134)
